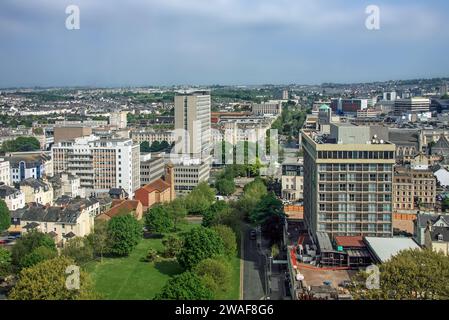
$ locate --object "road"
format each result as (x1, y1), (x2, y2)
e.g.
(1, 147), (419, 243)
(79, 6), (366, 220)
(242, 224), (265, 300)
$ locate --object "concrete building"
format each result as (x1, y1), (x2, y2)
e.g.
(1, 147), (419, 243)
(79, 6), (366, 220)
(54, 126), (92, 144)
(393, 167), (437, 215)
(0, 185), (25, 211)
(168, 155), (211, 195)
(174, 91), (211, 156)
(131, 130), (175, 145)
(19, 178), (54, 206)
(109, 111), (128, 129)
(252, 102), (282, 116)
(0, 159), (11, 186)
(48, 172), (85, 199)
(140, 153), (165, 187)
(281, 157), (304, 201)
(302, 123), (396, 238)
(394, 97), (430, 115)
(52, 135), (140, 197)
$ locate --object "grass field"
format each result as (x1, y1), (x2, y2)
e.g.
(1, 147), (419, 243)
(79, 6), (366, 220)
(86, 221), (241, 300)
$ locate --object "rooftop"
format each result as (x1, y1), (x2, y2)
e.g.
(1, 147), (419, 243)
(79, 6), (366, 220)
(364, 237), (420, 263)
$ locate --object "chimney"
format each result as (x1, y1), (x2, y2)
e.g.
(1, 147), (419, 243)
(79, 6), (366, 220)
(165, 163), (176, 201)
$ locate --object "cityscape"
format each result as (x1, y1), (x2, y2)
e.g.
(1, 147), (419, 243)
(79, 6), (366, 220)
(1, 0), (449, 312)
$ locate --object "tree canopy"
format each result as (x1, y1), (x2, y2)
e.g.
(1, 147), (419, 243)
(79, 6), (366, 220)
(1, 136), (41, 152)
(9, 256), (99, 300)
(155, 271), (213, 300)
(11, 231), (56, 269)
(177, 227), (225, 270)
(0, 199), (10, 232)
(107, 214), (142, 256)
(185, 182), (216, 215)
(350, 249), (449, 300)
(145, 205), (174, 234)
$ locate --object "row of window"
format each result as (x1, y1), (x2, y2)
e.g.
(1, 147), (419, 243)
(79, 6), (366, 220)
(317, 151), (395, 160)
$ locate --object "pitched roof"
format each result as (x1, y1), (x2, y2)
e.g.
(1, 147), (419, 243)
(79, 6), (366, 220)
(100, 199), (141, 219)
(416, 214), (449, 228)
(432, 134), (449, 156)
(20, 204), (82, 224)
(141, 178), (170, 193)
(0, 185), (21, 198)
(334, 236), (365, 248)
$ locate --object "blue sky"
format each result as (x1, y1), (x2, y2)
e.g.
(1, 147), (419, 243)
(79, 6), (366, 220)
(0, 0), (448, 87)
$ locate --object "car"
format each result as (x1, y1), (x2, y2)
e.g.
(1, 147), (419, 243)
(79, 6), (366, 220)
(250, 229), (257, 240)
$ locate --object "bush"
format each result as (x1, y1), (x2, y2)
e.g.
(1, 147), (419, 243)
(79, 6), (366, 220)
(194, 257), (232, 295)
(155, 271), (213, 300)
(61, 237), (94, 265)
(144, 248), (159, 263)
(212, 225), (237, 257)
(162, 235), (183, 258)
(20, 246), (58, 269)
(11, 231), (56, 269)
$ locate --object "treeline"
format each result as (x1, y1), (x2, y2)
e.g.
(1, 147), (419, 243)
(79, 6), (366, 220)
(1, 137), (41, 152)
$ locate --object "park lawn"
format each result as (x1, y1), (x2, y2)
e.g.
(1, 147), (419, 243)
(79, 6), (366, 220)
(85, 222), (199, 300)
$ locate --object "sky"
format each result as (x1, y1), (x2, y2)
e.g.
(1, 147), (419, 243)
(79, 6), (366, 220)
(0, 0), (448, 87)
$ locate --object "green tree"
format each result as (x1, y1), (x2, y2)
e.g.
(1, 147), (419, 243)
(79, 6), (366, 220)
(0, 247), (12, 278)
(11, 231), (56, 269)
(185, 182), (216, 215)
(202, 200), (229, 228)
(61, 237), (94, 265)
(162, 235), (183, 258)
(212, 225), (237, 257)
(249, 192), (284, 224)
(107, 214), (142, 256)
(215, 177), (236, 196)
(194, 257), (232, 295)
(1, 137), (41, 152)
(155, 271), (213, 300)
(350, 249), (449, 300)
(166, 198), (187, 231)
(86, 220), (109, 262)
(9, 256), (99, 300)
(145, 205), (173, 234)
(0, 199), (10, 232)
(140, 141), (151, 153)
(178, 227), (225, 270)
(20, 246), (58, 269)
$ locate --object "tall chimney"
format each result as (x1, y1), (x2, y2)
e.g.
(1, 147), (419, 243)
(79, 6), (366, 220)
(165, 163), (176, 201)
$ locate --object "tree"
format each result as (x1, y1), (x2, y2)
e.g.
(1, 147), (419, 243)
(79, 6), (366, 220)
(166, 198), (187, 231)
(140, 141), (151, 153)
(11, 231), (56, 269)
(215, 177), (236, 196)
(0, 199), (10, 232)
(61, 237), (94, 265)
(0, 247), (11, 278)
(177, 227), (225, 270)
(212, 225), (237, 257)
(350, 249), (449, 300)
(155, 271), (213, 300)
(9, 256), (99, 300)
(185, 182), (216, 215)
(202, 201), (229, 228)
(162, 235), (183, 258)
(20, 246), (58, 269)
(236, 178), (267, 219)
(194, 257), (232, 295)
(250, 192), (284, 225)
(107, 214), (142, 256)
(145, 205), (173, 234)
(1, 137), (41, 152)
(86, 220), (109, 262)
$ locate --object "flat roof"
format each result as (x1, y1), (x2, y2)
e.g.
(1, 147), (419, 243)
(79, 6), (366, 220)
(364, 237), (420, 263)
